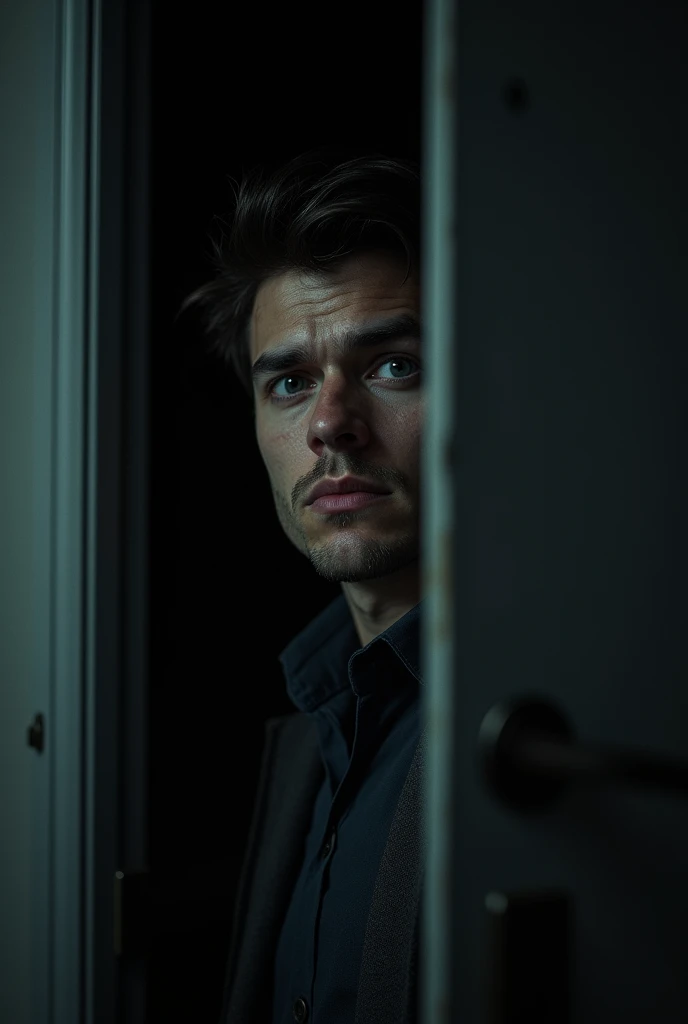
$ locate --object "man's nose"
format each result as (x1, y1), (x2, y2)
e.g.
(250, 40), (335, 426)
(305, 378), (371, 455)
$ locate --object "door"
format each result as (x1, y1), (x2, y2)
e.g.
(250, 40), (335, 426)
(422, 1), (688, 1021)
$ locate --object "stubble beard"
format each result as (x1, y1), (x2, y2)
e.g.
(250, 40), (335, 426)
(272, 488), (419, 583)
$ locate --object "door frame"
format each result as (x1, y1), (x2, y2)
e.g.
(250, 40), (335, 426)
(49, 0), (151, 1020)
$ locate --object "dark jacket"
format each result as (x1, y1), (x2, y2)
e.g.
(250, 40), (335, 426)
(219, 710), (427, 1024)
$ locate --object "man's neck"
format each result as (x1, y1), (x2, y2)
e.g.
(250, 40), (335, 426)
(341, 563), (420, 647)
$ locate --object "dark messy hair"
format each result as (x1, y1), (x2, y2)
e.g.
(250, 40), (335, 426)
(181, 149), (421, 401)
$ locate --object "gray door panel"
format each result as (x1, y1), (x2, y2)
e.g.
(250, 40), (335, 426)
(423, 2), (688, 1020)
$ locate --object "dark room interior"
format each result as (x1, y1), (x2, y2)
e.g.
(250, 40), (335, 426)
(147, 2), (423, 1018)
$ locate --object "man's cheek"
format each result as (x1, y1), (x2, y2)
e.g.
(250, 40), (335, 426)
(257, 432), (286, 475)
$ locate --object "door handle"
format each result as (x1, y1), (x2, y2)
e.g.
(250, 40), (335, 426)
(478, 696), (688, 811)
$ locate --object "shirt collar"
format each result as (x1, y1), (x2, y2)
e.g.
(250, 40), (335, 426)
(279, 592), (424, 713)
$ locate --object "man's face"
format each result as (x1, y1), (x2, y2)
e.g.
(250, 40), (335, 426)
(249, 249), (422, 584)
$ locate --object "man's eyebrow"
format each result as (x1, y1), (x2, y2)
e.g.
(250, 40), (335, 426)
(251, 313), (421, 385)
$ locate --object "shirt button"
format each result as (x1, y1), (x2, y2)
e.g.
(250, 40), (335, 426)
(292, 996), (309, 1022)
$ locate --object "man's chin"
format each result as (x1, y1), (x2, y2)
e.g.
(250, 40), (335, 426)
(311, 562), (391, 584)
(306, 535), (418, 584)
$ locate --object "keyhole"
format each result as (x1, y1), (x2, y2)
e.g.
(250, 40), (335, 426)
(27, 712), (45, 753)
(503, 77), (530, 113)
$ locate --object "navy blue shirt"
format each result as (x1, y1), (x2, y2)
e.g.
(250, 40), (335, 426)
(272, 593), (423, 1024)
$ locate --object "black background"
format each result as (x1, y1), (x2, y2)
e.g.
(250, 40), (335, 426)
(147, 1), (423, 1018)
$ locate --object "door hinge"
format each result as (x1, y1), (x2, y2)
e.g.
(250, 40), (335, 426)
(113, 863), (235, 957)
(114, 869), (150, 957)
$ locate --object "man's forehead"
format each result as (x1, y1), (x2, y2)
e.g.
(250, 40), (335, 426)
(249, 252), (419, 362)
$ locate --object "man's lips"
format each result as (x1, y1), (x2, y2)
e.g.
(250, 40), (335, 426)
(305, 476), (392, 505)
(308, 491), (390, 513)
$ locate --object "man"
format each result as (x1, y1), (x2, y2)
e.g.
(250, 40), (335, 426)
(185, 150), (426, 1024)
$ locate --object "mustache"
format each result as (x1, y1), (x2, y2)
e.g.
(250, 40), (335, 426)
(292, 457), (406, 508)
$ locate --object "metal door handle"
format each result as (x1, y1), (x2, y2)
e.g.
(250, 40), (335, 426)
(478, 696), (688, 810)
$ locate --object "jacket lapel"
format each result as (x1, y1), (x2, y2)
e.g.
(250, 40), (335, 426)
(220, 712), (323, 1024)
(354, 724), (428, 1024)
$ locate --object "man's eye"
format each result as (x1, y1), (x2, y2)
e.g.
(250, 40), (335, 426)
(372, 357), (420, 380)
(270, 375), (310, 399)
